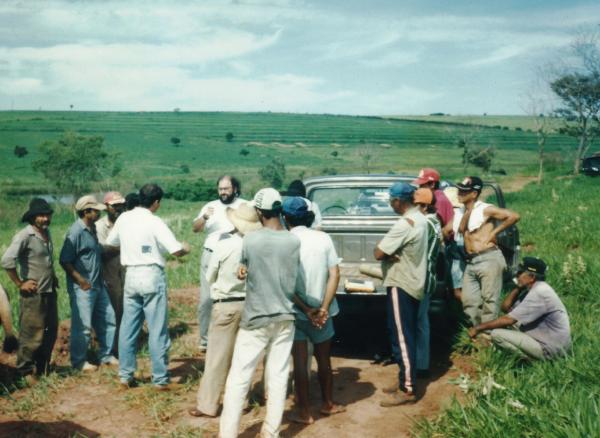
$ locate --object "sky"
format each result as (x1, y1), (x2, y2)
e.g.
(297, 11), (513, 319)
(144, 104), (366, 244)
(0, 0), (598, 115)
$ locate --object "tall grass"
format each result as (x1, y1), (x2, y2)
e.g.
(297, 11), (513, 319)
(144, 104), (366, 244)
(417, 176), (600, 437)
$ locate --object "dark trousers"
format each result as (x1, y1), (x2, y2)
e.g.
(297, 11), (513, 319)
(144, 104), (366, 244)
(386, 287), (419, 393)
(17, 292), (58, 376)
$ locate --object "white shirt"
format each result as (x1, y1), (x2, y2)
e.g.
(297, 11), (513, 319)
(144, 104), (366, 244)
(195, 198), (245, 251)
(106, 207), (183, 267)
(206, 233), (246, 300)
(291, 226), (341, 320)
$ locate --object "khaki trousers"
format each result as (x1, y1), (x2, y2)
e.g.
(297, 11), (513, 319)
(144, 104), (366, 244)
(491, 328), (545, 360)
(196, 300), (244, 416)
(462, 249), (506, 326)
(17, 292), (58, 376)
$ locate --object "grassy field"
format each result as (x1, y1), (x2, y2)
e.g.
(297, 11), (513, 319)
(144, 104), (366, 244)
(418, 176), (600, 437)
(0, 111), (577, 195)
(389, 114), (566, 132)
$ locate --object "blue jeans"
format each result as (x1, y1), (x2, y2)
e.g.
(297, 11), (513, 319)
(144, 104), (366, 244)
(119, 265), (170, 386)
(416, 293), (430, 371)
(68, 283), (116, 369)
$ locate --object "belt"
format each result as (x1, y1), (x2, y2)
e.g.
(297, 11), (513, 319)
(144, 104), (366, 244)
(465, 246), (499, 262)
(213, 297), (245, 304)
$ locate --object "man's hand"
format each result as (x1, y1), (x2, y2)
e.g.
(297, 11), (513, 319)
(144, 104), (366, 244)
(19, 279), (38, 293)
(237, 265), (248, 280)
(78, 279), (92, 291)
(308, 308), (329, 328)
(203, 207), (215, 220)
(467, 327), (479, 338)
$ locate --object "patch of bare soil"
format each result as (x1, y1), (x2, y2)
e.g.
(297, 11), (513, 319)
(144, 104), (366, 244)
(501, 176), (538, 193)
(0, 289), (467, 437)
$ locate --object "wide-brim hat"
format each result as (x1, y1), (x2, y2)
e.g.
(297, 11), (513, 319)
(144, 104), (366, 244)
(21, 198), (54, 223)
(226, 202), (262, 236)
(443, 186), (463, 208)
(75, 195), (106, 212)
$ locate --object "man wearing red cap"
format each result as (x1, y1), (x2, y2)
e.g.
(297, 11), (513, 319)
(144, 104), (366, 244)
(412, 168), (454, 236)
(97, 191), (127, 354)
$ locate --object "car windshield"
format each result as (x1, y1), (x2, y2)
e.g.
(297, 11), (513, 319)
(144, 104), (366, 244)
(310, 186), (394, 216)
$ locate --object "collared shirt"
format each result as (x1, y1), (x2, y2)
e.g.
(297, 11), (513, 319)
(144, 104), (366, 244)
(60, 219), (103, 289)
(195, 198), (245, 251)
(290, 226), (340, 320)
(509, 281), (571, 358)
(206, 233), (246, 300)
(378, 206), (428, 300)
(106, 207), (183, 267)
(1, 225), (56, 294)
(96, 215), (124, 293)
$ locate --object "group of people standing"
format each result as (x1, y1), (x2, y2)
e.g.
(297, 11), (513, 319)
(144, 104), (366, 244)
(0, 169), (572, 437)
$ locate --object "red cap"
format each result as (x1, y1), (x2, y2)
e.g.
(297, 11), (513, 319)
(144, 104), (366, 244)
(103, 191), (126, 205)
(412, 168), (440, 186)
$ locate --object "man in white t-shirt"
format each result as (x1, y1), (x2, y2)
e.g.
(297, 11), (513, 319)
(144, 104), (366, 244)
(106, 184), (190, 389)
(192, 176), (245, 350)
(282, 197), (345, 424)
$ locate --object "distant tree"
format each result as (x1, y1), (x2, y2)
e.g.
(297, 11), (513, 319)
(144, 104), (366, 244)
(466, 147), (495, 174)
(14, 145), (28, 158)
(331, 150), (339, 157)
(240, 148), (250, 156)
(357, 143), (374, 174)
(450, 125), (482, 172)
(33, 131), (120, 198)
(226, 132), (235, 142)
(171, 137), (181, 147)
(259, 158), (286, 188)
(164, 178), (217, 202)
(180, 164), (190, 174)
(522, 81), (553, 183)
(322, 167), (338, 175)
(69, 104), (74, 110)
(173, 108), (181, 114)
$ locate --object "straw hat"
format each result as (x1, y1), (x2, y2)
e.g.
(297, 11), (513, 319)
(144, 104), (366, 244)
(226, 202), (262, 236)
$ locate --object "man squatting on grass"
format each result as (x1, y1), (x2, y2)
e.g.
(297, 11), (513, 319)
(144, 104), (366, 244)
(96, 191), (127, 357)
(375, 182), (428, 406)
(60, 195), (118, 372)
(189, 202), (262, 418)
(106, 183), (190, 389)
(219, 188), (300, 438)
(1, 198), (58, 379)
(282, 196), (345, 424)
(469, 257), (571, 360)
(193, 176), (245, 351)
(457, 176), (520, 327)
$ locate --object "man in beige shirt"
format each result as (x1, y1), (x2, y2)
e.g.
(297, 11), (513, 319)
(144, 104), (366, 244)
(190, 202), (261, 418)
(96, 191), (127, 355)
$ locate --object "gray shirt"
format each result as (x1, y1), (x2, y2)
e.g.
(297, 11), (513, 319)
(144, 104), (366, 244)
(240, 228), (300, 330)
(509, 281), (571, 358)
(1, 225), (56, 294)
(60, 219), (103, 290)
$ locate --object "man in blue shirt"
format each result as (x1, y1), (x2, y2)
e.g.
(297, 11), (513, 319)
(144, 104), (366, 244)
(60, 195), (117, 371)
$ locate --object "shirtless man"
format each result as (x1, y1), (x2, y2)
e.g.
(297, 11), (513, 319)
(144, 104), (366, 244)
(457, 176), (520, 326)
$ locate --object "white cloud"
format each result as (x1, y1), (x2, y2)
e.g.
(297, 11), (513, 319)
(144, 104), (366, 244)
(0, 77), (43, 95)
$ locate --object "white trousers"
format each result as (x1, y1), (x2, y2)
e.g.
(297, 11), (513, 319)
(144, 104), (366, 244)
(219, 320), (295, 438)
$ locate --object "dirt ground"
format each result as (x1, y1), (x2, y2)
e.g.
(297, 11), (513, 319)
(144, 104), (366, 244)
(0, 289), (471, 437)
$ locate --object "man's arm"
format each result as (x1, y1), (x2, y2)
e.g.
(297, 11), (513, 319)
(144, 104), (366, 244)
(60, 262), (91, 291)
(1, 233), (38, 293)
(483, 205), (520, 245)
(320, 265), (340, 313)
(171, 242), (190, 258)
(468, 315), (517, 338)
(192, 205), (213, 233)
(501, 286), (524, 313)
(5, 268), (38, 293)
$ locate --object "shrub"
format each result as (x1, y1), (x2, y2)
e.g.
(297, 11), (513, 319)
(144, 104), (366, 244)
(164, 178), (217, 202)
(259, 158), (286, 188)
(226, 132), (235, 142)
(14, 145), (28, 158)
(240, 148), (250, 156)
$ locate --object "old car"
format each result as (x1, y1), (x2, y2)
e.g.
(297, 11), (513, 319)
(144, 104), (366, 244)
(582, 153), (600, 176)
(303, 174), (520, 346)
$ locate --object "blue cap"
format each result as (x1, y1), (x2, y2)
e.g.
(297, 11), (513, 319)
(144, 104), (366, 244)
(282, 196), (309, 217)
(389, 182), (415, 201)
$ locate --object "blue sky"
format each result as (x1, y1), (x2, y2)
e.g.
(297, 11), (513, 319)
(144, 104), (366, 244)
(0, 0), (598, 115)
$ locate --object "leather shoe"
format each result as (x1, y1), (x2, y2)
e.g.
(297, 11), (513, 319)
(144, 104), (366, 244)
(188, 408), (216, 418)
(380, 390), (417, 407)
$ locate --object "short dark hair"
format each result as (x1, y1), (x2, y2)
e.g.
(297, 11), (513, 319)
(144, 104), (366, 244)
(285, 180), (306, 197)
(217, 175), (241, 197)
(284, 211), (315, 228)
(258, 207), (281, 219)
(125, 192), (140, 210)
(78, 208), (95, 218)
(139, 183), (164, 208)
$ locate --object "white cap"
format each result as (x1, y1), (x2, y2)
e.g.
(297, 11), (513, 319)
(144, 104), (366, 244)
(252, 188), (282, 210)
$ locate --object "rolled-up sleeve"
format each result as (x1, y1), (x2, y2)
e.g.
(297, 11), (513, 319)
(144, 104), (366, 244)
(508, 291), (547, 326)
(1, 232), (26, 270)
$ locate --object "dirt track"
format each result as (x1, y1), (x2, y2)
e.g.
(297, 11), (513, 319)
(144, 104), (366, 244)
(0, 288), (470, 437)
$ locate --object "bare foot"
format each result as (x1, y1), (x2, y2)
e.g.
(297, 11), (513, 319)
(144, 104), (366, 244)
(320, 403), (346, 416)
(287, 411), (315, 425)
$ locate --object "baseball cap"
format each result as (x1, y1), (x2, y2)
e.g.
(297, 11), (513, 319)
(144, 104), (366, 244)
(75, 195), (106, 212)
(456, 176), (483, 193)
(389, 182), (415, 201)
(282, 196), (309, 217)
(412, 168), (440, 186)
(517, 257), (547, 276)
(252, 188), (282, 210)
(103, 191), (126, 205)
(413, 188), (433, 205)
